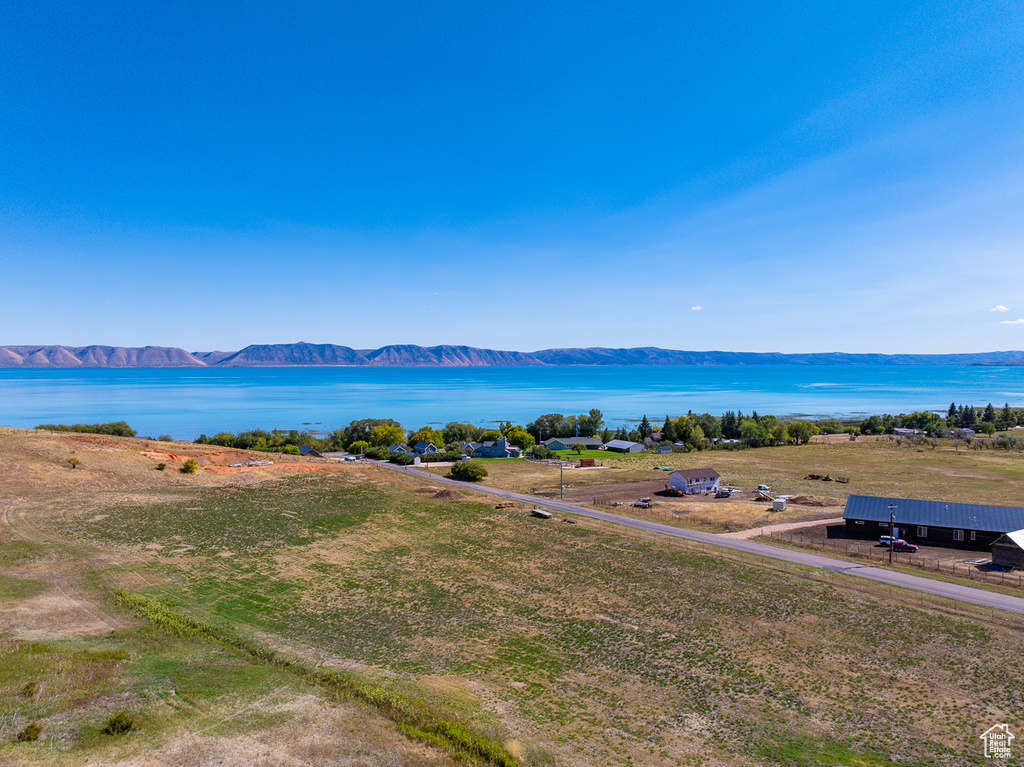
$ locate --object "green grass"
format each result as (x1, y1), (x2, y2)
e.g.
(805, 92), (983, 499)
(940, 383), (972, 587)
(0, 575), (49, 601)
(110, 589), (522, 766)
(64, 474), (1024, 766)
(75, 474), (386, 553)
(548, 449), (611, 459)
(0, 540), (49, 564)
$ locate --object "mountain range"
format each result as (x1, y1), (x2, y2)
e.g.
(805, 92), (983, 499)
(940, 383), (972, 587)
(3, 343), (1024, 368)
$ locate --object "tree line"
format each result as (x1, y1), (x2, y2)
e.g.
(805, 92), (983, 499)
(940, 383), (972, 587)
(183, 401), (1024, 456)
(32, 401), (1024, 456)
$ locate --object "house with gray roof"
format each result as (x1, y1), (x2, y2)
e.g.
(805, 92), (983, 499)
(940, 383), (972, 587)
(543, 437), (603, 451)
(843, 494), (1024, 548)
(469, 437), (522, 459)
(603, 439), (643, 453)
(668, 469), (720, 494)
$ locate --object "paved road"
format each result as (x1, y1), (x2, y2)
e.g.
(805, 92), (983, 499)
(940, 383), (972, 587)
(382, 462), (1024, 616)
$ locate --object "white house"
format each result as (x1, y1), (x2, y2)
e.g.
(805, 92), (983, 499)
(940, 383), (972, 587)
(668, 468), (721, 495)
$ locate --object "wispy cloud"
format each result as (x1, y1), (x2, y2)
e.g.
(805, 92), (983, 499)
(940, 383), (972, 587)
(991, 305), (1009, 312)
(691, 305), (703, 311)
(1000, 319), (1024, 325)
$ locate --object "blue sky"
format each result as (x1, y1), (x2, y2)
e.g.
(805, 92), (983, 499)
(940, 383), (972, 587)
(2, 1), (1023, 353)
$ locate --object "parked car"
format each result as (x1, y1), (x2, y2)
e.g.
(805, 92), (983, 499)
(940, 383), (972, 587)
(715, 491), (731, 498)
(892, 540), (918, 552)
(879, 535), (895, 546)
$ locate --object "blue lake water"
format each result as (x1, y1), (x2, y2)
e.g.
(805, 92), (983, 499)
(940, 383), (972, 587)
(2, 366), (1024, 440)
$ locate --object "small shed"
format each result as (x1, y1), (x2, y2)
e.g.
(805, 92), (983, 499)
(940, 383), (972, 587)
(992, 530), (1024, 570)
(772, 498), (787, 512)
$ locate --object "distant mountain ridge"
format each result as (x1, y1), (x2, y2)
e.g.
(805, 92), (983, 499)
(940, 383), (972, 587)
(3, 343), (1024, 368)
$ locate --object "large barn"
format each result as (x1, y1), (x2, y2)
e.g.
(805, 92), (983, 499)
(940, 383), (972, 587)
(843, 494), (1024, 549)
(992, 531), (1024, 569)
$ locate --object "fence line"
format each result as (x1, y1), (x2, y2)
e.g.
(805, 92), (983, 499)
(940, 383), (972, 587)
(766, 531), (1023, 588)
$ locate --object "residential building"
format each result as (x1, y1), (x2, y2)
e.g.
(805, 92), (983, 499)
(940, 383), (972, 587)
(470, 437), (522, 459)
(668, 468), (721, 495)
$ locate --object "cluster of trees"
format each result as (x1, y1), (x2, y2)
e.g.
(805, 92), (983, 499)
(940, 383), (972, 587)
(858, 403), (1024, 438)
(37, 421), (137, 437)
(946, 402), (1023, 431)
(193, 428), (327, 454)
(334, 419), (536, 454)
(593, 411), (821, 451)
(526, 410), (606, 441)
(188, 401), (1024, 460)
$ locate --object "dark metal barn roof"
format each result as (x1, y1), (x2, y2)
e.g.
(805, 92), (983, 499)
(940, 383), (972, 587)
(843, 494), (1024, 533)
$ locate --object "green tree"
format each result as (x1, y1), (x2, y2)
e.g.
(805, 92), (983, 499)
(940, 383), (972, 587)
(572, 442), (586, 454)
(661, 416), (676, 443)
(739, 419), (770, 447)
(576, 409), (604, 437)
(369, 424), (405, 447)
(860, 415), (885, 435)
(480, 430), (503, 441)
(442, 422), (483, 444)
(816, 418), (844, 434)
(180, 459), (198, 474)
(407, 426), (444, 448)
(348, 440), (370, 455)
(720, 411), (740, 439)
(787, 421), (818, 445)
(638, 415), (652, 439)
(504, 426), (535, 451)
(66, 456), (81, 470)
(946, 402), (959, 426)
(983, 403), (996, 423)
(451, 461), (488, 481)
(1000, 403), (1014, 429)
(526, 413), (566, 442)
(341, 418), (403, 448)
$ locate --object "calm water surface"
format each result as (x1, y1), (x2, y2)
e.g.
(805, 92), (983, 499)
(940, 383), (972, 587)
(2, 366), (1024, 439)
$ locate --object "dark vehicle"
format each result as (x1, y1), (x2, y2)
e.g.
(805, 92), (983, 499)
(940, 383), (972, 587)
(715, 491), (731, 498)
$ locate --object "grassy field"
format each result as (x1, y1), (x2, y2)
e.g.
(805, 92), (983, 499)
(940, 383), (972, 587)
(438, 439), (1024, 508)
(2, 428), (1023, 766)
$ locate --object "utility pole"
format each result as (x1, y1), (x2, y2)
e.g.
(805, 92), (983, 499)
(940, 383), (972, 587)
(888, 503), (897, 564)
